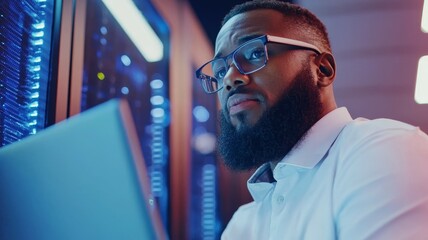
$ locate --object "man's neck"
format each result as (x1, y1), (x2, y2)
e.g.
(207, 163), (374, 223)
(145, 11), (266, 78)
(270, 160), (281, 172)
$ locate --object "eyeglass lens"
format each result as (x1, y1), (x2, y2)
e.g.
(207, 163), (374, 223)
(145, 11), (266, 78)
(198, 38), (267, 93)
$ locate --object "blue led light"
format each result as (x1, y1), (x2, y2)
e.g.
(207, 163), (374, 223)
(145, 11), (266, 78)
(120, 55), (131, 66)
(29, 101), (39, 108)
(100, 26), (108, 35)
(121, 87), (129, 95)
(150, 79), (163, 89)
(193, 106), (210, 122)
(30, 92), (40, 99)
(28, 111), (38, 117)
(100, 38), (107, 45)
(33, 74), (41, 80)
(151, 108), (165, 118)
(32, 31), (45, 37)
(30, 65), (41, 71)
(33, 21), (45, 29)
(32, 83), (40, 89)
(31, 57), (42, 63)
(150, 95), (164, 105)
(32, 39), (44, 45)
(27, 120), (37, 126)
(201, 164), (217, 239)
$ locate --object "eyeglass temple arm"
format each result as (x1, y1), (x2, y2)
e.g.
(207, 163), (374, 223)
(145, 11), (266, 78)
(267, 35), (322, 54)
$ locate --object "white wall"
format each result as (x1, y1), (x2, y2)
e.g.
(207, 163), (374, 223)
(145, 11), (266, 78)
(298, 0), (428, 131)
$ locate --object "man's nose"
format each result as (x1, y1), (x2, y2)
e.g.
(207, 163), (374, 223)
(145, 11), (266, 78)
(222, 63), (250, 92)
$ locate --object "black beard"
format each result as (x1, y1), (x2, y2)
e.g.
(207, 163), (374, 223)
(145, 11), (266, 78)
(217, 65), (323, 171)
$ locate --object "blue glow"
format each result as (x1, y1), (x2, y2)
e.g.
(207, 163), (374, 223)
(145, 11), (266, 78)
(193, 106), (210, 122)
(30, 65), (41, 71)
(32, 21), (45, 29)
(150, 121), (166, 196)
(32, 82), (40, 89)
(150, 79), (163, 89)
(100, 26), (108, 35)
(32, 39), (43, 45)
(151, 108), (165, 118)
(1, 0), (53, 146)
(151, 171), (164, 193)
(101, 0), (164, 62)
(31, 57), (42, 63)
(121, 87), (129, 95)
(28, 110), (38, 117)
(27, 120), (37, 126)
(100, 38), (107, 45)
(32, 31), (44, 37)
(30, 92), (40, 99)
(120, 55), (131, 66)
(150, 96), (164, 105)
(201, 164), (217, 237)
(29, 101), (39, 108)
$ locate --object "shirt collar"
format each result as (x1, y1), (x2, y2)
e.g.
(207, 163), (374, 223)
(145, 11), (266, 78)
(247, 107), (353, 201)
(276, 107), (352, 170)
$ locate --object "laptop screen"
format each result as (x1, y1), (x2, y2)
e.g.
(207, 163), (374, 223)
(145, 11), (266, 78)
(0, 99), (168, 239)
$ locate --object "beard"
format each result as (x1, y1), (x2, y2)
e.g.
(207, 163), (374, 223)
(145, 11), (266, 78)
(217, 65), (323, 171)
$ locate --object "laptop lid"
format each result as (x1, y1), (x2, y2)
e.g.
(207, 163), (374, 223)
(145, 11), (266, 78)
(0, 99), (168, 240)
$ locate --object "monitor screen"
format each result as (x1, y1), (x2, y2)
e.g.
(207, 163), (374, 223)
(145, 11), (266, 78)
(0, 99), (168, 240)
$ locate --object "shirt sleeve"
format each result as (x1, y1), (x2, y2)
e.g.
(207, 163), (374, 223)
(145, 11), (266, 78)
(334, 127), (428, 240)
(221, 202), (261, 240)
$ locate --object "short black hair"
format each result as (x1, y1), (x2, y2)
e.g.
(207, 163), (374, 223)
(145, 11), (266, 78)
(222, 0), (332, 53)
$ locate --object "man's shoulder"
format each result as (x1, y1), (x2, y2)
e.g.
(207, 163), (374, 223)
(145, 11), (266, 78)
(222, 201), (258, 234)
(234, 201), (257, 214)
(332, 117), (428, 161)
(340, 117), (423, 141)
(330, 118), (428, 239)
(330, 117), (428, 172)
(347, 117), (417, 131)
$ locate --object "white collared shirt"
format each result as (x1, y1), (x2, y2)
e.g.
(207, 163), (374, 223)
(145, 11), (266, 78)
(221, 107), (428, 240)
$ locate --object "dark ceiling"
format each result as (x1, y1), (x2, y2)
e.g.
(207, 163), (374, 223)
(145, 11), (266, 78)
(187, 0), (249, 45)
(188, 0), (295, 46)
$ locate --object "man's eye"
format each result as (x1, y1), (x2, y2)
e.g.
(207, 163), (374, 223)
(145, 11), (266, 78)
(247, 48), (265, 60)
(214, 68), (227, 79)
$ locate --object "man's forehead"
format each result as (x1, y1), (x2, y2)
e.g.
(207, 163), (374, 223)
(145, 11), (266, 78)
(215, 15), (255, 50)
(215, 9), (296, 53)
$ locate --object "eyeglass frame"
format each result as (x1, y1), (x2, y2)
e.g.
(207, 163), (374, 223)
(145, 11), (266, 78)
(195, 34), (322, 94)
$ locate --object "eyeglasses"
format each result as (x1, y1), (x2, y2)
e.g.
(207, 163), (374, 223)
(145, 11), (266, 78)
(195, 34), (322, 94)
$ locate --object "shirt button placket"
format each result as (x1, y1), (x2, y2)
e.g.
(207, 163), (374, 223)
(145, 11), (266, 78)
(269, 192), (286, 239)
(276, 195), (285, 205)
(269, 167), (297, 239)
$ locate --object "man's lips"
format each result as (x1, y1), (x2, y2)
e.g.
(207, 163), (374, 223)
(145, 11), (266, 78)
(227, 93), (260, 115)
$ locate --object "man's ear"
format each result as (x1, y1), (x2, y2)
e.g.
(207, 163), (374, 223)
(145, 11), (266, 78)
(315, 52), (336, 87)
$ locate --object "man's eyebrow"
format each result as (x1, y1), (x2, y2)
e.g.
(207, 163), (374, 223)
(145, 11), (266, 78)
(238, 34), (263, 44)
(213, 34), (265, 59)
(213, 52), (223, 59)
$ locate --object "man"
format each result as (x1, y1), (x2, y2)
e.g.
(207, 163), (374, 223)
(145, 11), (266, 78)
(195, 1), (428, 239)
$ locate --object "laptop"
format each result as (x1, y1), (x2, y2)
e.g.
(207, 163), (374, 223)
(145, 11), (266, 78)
(0, 99), (168, 240)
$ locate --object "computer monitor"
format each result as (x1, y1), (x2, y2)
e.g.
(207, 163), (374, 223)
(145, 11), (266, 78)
(0, 99), (168, 240)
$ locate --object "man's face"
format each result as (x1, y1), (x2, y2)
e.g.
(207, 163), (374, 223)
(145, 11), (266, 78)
(215, 10), (323, 170)
(217, 62), (322, 170)
(215, 9), (318, 130)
